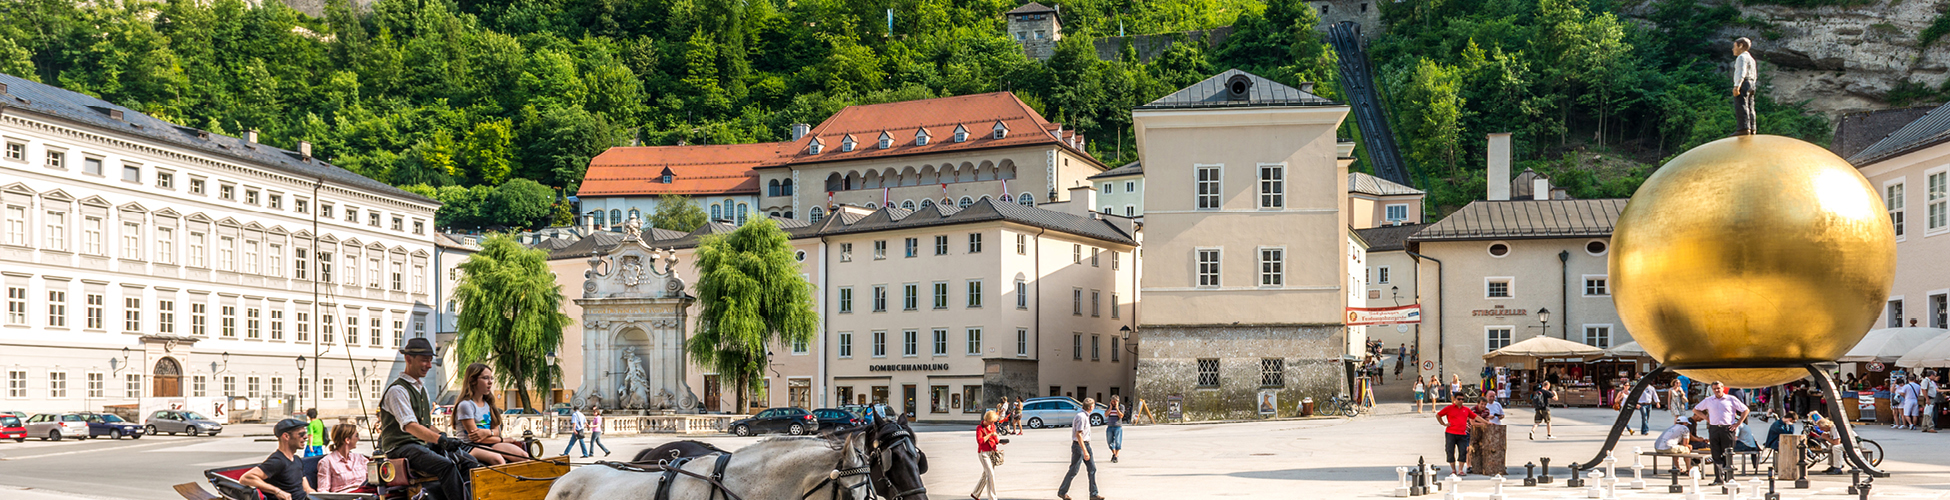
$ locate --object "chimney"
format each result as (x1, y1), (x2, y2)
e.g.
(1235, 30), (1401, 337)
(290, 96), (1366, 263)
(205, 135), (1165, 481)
(1299, 82), (1316, 94)
(1533, 177), (1550, 200)
(1, 82), (8, 94)
(1486, 133), (1512, 201)
(1065, 184), (1098, 218)
(299, 141), (313, 161)
(108, 109), (125, 121)
(791, 123), (811, 140)
(245, 130), (259, 144)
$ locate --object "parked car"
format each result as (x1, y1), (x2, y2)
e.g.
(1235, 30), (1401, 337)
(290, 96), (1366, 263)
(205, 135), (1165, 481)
(1, 415), (25, 442)
(0, 410), (26, 421)
(84, 413), (145, 439)
(728, 407), (816, 436)
(811, 408), (865, 431)
(501, 408), (543, 416)
(1019, 397), (1108, 429)
(838, 404), (897, 423)
(144, 410), (223, 436)
(24, 413), (91, 441)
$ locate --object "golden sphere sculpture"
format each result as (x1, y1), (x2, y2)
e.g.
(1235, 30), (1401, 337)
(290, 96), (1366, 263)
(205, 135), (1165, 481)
(1611, 135), (1896, 388)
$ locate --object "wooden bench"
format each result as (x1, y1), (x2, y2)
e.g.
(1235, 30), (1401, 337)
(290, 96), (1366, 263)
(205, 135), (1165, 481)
(1640, 451), (1709, 477)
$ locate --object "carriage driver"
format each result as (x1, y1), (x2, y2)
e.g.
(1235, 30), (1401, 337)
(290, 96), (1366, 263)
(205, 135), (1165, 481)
(380, 338), (480, 500)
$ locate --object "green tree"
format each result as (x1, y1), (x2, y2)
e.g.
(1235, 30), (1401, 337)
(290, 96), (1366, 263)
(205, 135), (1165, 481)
(452, 235), (572, 411)
(648, 194), (708, 232)
(489, 178), (556, 229)
(686, 219), (818, 412)
(460, 119), (515, 185)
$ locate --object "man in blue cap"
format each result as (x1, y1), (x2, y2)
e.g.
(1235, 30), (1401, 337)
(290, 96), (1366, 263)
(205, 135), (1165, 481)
(379, 337), (478, 500)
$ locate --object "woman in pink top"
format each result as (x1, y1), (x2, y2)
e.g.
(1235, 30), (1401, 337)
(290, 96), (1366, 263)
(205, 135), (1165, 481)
(316, 422), (370, 493)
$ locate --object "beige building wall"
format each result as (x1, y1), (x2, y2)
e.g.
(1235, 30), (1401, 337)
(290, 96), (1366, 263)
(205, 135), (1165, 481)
(1348, 193), (1424, 229)
(1856, 141), (1950, 330)
(758, 146), (1103, 218)
(823, 220), (1136, 422)
(1412, 237), (1630, 382)
(1362, 250), (1421, 352)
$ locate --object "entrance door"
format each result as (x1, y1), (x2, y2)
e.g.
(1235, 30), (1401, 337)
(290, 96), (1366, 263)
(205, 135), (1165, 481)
(703, 375), (721, 413)
(902, 385), (917, 420)
(152, 357), (182, 398)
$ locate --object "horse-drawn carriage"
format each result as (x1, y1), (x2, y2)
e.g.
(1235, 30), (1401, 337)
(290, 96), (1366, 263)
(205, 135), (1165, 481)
(175, 415), (928, 500)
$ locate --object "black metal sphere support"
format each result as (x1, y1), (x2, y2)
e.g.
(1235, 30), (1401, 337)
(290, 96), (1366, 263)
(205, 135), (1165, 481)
(1806, 363), (1888, 477)
(1573, 366), (1670, 471)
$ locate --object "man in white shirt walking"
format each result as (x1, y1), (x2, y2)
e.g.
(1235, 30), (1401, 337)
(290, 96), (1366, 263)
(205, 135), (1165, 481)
(562, 408), (589, 457)
(1923, 371), (1941, 433)
(1057, 398), (1102, 500)
(1633, 384), (1661, 436)
(1731, 37), (1758, 135)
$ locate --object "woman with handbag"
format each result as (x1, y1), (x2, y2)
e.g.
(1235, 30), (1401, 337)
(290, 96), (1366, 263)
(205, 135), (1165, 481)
(971, 410), (1004, 500)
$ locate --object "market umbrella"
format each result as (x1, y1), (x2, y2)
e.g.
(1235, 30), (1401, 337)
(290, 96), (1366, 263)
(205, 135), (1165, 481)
(1606, 341), (1647, 358)
(1895, 330), (1950, 368)
(1483, 335), (1606, 359)
(1840, 327), (1946, 363)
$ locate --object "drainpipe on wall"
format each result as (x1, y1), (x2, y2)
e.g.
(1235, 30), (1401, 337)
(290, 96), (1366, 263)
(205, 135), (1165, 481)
(1033, 228), (1046, 400)
(1406, 250), (1442, 381)
(818, 234), (830, 408)
(1559, 250), (1570, 340)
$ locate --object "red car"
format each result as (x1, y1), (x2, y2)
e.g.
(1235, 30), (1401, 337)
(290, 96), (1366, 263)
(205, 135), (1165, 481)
(1, 414), (24, 442)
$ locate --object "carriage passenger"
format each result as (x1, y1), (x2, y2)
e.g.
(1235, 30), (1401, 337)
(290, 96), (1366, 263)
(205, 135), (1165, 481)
(455, 362), (532, 466)
(317, 422), (371, 493)
(379, 338), (481, 500)
(238, 419), (320, 500)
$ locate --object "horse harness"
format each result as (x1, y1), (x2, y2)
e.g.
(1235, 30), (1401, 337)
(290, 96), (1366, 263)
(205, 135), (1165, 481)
(596, 454), (744, 500)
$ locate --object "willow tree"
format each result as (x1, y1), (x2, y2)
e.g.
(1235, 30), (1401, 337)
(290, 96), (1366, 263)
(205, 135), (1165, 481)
(687, 218), (818, 412)
(453, 235), (572, 411)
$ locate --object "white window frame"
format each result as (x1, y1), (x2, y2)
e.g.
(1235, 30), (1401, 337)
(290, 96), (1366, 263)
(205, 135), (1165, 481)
(1384, 203), (1409, 222)
(1582, 324), (1614, 348)
(1582, 275), (1610, 297)
(1929, 167), (1948, 234)
(966, 327), (982, 355)
(1485, 326), (1515, 353)
(1886, 178), (1907, 241)
(1257, 246), (1284, 287)
(838, 331), (854, 358)
(1194, 164), (1223, 210)
(1376, 265), (1391, 285)
(872, 330), (887, 358)
(1485, 277), (1514, 299)
(1486, 241), (1512, 258)
(1257, 163), (1285, 209)
(1195, 247), (1222, 288)
(1016, 328), (1029, 357)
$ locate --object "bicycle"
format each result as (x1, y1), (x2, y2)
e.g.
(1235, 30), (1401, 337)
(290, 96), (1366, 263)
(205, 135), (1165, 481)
(1322, 393), (1361, 418)
(1802, 433), (1883, 468)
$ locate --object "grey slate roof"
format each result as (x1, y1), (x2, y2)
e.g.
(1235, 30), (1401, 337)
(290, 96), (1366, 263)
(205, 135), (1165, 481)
(1006, 2), (1057, 15)
(1409, 199), (1627, 241)
(1849, 100), (1950, 166)
(1136, 69), (1337, 110)
(0, 73), (434, 204)
(1089, 161), (1142, 180)
(1351, 223), (1427, 252)
(1348, 172), (1422, 196)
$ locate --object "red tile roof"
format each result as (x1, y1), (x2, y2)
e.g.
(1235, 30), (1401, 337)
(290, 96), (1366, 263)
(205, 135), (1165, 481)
(577, 143), (784, 197)
(777, 92), (1090, 167)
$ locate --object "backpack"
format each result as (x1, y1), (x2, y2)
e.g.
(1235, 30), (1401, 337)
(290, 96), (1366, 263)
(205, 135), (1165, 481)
(1530, 390), (1548, 408)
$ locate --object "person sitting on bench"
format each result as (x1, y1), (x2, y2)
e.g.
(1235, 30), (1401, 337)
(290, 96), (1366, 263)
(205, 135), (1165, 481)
(1654, 411), (1710, 473)
(239, 419), (320, 500)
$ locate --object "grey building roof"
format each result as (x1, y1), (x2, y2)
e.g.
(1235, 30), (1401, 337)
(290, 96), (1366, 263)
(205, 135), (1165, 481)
(1351, 223), (1427, 252)
(1006, 2), (1057, 15)
(1348, 172), (1422, 196)
(0, 73), (435, 204)
(1135, 69), (1337, 110)
(1408, 199), (1627, 242)
(1849, 100), (1950, 166)
(1835, 105), (1937, 160)
(1088, 161), (1142, 180)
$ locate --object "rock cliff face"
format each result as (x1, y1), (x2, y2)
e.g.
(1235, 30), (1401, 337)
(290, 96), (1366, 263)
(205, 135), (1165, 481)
(1688, 0), (1950, 120)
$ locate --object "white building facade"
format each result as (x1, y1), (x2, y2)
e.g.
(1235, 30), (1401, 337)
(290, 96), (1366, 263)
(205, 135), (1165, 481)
(0, 74), (440, 420)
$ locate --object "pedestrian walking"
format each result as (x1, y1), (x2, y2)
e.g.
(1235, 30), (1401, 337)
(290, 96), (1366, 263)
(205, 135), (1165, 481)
(1429, 375), (1446, 403)
(1057, 397), (1102, 500)
(1437, 396), (1481, 476)
(1449, 375), (1463, 402)
(1395, 344), (1406, 380)
(588, 408), (611, 457)
(561, 407), (589, 458)
(1413, 378), (1429, 414)
(1692, 381), (1749, 486)
(1667, 379), (1691, 423)
(970, 410), (1003, 500)
(1106, 396), (1125, 463)
(1529, 381), (1559, 440)
(303, 408), (325, 458)
(1898, 376), (1922, 430)
(1632, 382), (1660, 436)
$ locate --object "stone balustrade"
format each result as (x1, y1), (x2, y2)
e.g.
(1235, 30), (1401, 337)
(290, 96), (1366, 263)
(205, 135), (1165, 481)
(437, 414), (741, 439)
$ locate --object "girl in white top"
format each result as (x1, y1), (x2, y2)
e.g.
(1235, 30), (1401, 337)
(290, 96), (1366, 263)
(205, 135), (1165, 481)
(456, 363), (531, 465)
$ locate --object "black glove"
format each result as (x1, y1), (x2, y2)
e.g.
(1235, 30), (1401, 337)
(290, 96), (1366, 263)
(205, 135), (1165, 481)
(437, 435), (469, 452)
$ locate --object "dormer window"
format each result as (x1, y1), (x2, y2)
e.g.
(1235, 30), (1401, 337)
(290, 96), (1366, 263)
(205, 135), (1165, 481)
(877, 132), (893, 149)
(660, 167), (675, 184)
(953, 125), (969, 143)
(841, 135), (856, 152)
(993, 121), (1009, 139)
(808, 138), (824, 155)
(915, 128), (931, 146)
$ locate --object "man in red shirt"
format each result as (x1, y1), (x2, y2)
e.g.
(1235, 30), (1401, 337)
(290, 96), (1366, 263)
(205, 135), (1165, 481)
(1437, 396), (1484, 476)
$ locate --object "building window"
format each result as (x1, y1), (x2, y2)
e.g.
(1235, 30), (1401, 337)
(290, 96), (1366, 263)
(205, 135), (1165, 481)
(1073, 244), (1082, 264)
(1017, 328), (1029, 356)
(1016, 279), (1028, 309)
(1887, 183), (1905, 237)
(47, 291), (66, 327)
(1584, 325), (1612, 348)
(1112, 251), (1120, 270)
(1488, 242), (1511, 257)
(1385, 204), (1409, 222)
(967, 280), (983, 308)
(3, 287), (22, 325)
(296, 312), (309, 342)
(217, 236), (234, 270)
(1584, 276), (1609, 296)
(1101, 183), (1112, 194)
(934, 235), (948, 255)
(1486, 278), (1512, 298)
(838, 287), (854, 313)
(873, 330), (887, 357)
(243, 241), (258, 274)
(246, 307), (261, 339)
(1377, 266), (1391, 284)
(413, 264), (426, 293)
(873, 285), (887, 312)
(85, 293), (104, 329)
(49, 371), (67, 398)
(810, 207), (824, 223)
(123, 297), (141, 332)
(1091, 247), (1100, 267)
(220, 306), (236, 337)
(1259, 248), (1284, 286)
(1196, 165), (1221, 209)
(904, 238), (918, 258)
(1073, 333), (1083, 360)
(1091, 290), (1101, 317)
(1890, 300), (1905, 328)
(83, 157), (103, 176)
(46, 150), (65, 169)
(82, 216), (104, 255)
(87, 373), (104, 399)
(1197, 359), (1220, 387)
(4, 205), (24, 246)
(246, 376), (260, 398)
(1, 141), (20, 162)
(1931, 172), (1948, 232)
(1072, 288), (1083, 315)
(932, 328), (948, 356)
(271, 310), (284, 341)
(6, 370), (24, 398)
(839, 331), (854, 358)
(1261, 358), (1285, 387)
(392, 261), (404, 291)
(1110, 293), (1120, 318)
(1197, 249), (1221, 287)
(967, 328), (982, 355)
(903, 284), (919, 311)
(1017, 233), (1027, 254)
(839, 243), (853, 262)
(1486, 327), (1514, 352)
(1259, 164), (1284, 208)
(932, 281), (949, 309)
(902, 329), (918, 357)
(874, 240), (887, 259)
(1091, 334), (1101, 361)
(191, 303), (207, 335)
(44, 210), (66, 251)
(118, 222), (141, 259)
(157, 299), (174, 333)
(1932, 294), (1949, 329)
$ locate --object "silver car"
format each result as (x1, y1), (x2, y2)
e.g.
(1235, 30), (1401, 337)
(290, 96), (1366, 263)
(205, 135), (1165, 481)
(24, 413), (91, 441)
(144, 410), (223, 436)
(1019, 397), (1108, 429)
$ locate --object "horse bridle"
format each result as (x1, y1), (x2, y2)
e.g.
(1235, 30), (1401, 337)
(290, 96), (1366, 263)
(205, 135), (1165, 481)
(800, 431), (875, 500)
(867, 421), (927, 500)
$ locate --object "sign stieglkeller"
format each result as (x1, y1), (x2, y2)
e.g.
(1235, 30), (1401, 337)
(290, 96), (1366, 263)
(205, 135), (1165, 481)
(868, 363), (951, 372)
(1471, 306), (1530, 317)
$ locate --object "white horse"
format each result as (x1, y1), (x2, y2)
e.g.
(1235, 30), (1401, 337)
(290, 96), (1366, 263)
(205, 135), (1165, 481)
(545, 433), (873, 500)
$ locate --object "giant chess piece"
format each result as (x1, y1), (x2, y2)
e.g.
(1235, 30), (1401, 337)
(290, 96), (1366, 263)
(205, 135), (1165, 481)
(1686, 468), (1705, 500)
(1489, 475), (1507, 500)
(1566, 462), (1584, 488)
(1585, 470), (1604, 499)
(1629, 447), (1647, 489)
(1603, 452), (1619, 488)
(1395, 467), (1412, 497)
(1523, 462), (1537, 487)
(1443, 474), (1463, 500)
(1539, 458), (1554, 484)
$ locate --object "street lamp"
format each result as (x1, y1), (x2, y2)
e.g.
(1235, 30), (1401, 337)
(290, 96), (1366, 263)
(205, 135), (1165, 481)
(1119, 325), (1132, 339)
(296, 356), (307, 412)
(1538, 307), (1552, 339)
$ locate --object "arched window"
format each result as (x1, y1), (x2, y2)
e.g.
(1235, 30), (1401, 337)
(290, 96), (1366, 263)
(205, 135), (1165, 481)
(768, 180), (780, 197)
(810, 207), (825, 223)
(785, 211), (794, 219)
(610, 209), (622, 225)
(769, 211), (780, 218)
(628, 209), (640, 222)
(901, 200), (916, 210)
(920, 199), (934, 208)
(593, 211), (606, 228)
(1019, 193), (1035, 206)
(711, 204), (722, 220)
(865, 203), (878, 209)
(737, 203), (749, 225)
(781, 179), (794, 196)
(958, 197), (973, 209)
(1000, 193), (1014, 204)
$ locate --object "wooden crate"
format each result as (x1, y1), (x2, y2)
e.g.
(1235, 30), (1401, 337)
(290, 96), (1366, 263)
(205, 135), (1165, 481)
(472, 456), (571, 500)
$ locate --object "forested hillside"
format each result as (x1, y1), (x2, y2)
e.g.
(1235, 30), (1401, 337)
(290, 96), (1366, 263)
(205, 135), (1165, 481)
(0, 0), (1833, 225)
